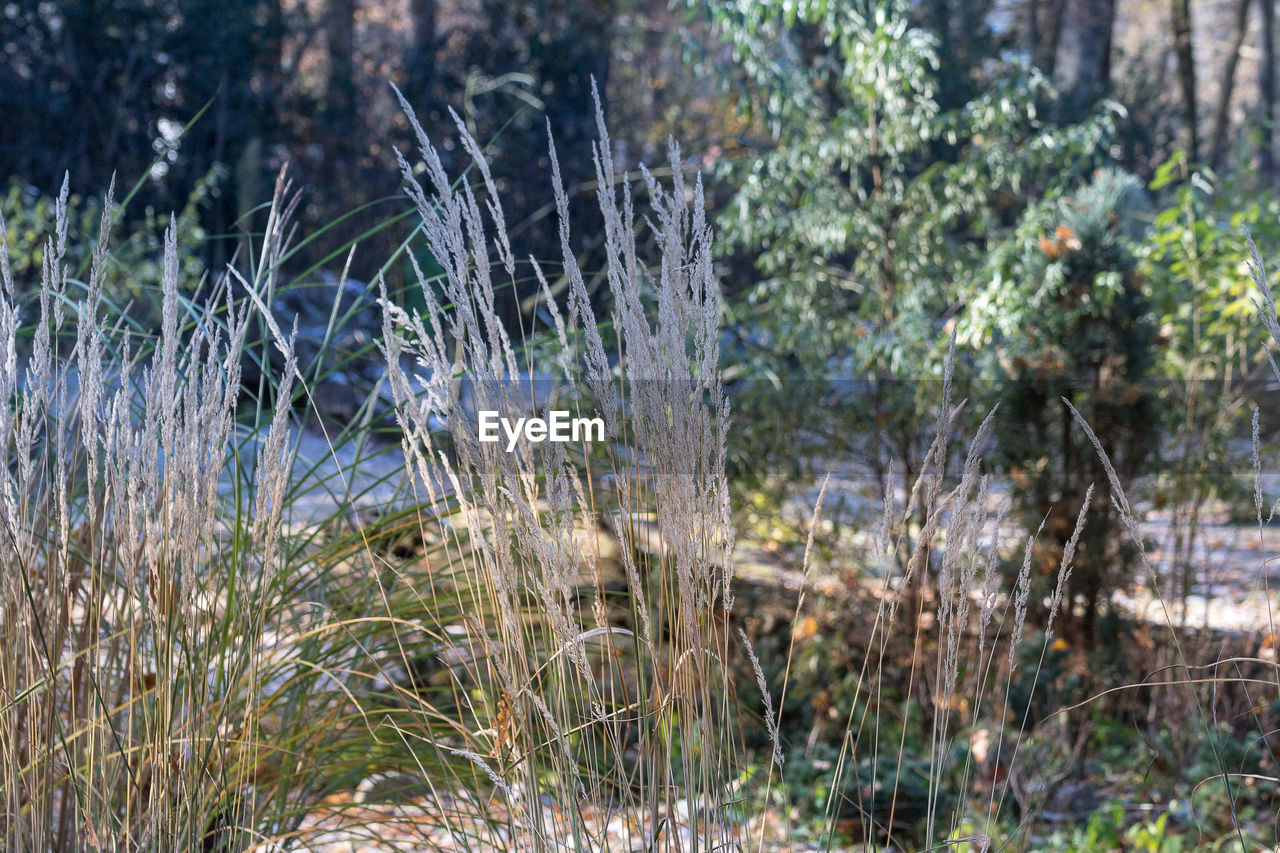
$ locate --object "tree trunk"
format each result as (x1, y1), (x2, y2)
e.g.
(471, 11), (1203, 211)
(1262, 0), (1276, 182)
(405, 0), (437, 109)
(325, 0), (357, 169)
(1053, 0), (1117, 120)
(1210, 0), (1253, 169)
(1171, 0), (1198, 163)
(1032, 0), (1068, 76)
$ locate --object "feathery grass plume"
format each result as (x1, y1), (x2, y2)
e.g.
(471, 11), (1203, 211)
(0, 170), (324, 850)
(1007, 517), (1047, 672)
(876, 470), (896, 560)
(926, 407), (1001, 841)
(1052, 395), (1246, 845)
(380, 82), (742, 848)
(1252, 400), (1280, 717)
(450, 749), (517, 801)
(1047, 484), (1093, 641)
(807, 330), (1133, 850)
(1247, 226), (1280, 382)
(1255, 407), (1266, 526)
(976, 500), (1006, 662)
(739, 628), (782, 770)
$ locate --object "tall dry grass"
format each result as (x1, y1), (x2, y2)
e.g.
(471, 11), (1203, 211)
(0, 171), (443, 851)
(371, 84), (746, 849)
(0, 171), (303, 849)
(3, 88), (1277, 852)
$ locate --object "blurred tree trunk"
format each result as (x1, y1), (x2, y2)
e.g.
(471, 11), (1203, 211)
(1210, 0), (1253, 169)
(1052, 0), (1116, 119)
(325, 0), (357, 173)
(920, 0), (1000, 110)
(1171, 0), (1198, 163)
(405, 0), (438, 112)
(1031, 0), (1067, 76)
(1262, 0), (1276, 182)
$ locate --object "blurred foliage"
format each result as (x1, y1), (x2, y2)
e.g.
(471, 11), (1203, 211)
(0, 0), (644, 300)
(962, 170), (1151, 372)
(0, 0), (283, 275)
(1138, 155), (1280, 600)
(1, 172), (213, 336)
(697, 0), (1112, 374)
(693, 0), (1116, 578)
(1142, 153), (1275, 383)
(693, 0), (1280, 641)
(965, 169), (1157, 638)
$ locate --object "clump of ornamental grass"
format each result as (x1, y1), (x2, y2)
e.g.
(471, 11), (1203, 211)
(374, 83), (747, 850)
(816, 326), (1259, 848)
(785, 343), (1080, 850)
(0, 172), (297, 849)
(0, 170), (452, 851)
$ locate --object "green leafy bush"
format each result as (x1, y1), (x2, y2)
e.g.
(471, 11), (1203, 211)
(1, 171), (214, 339)
(966, 169), (1157, 638)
